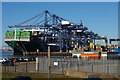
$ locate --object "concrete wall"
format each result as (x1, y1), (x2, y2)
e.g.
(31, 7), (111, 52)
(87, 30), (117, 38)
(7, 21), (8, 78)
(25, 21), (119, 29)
(65, 70), (120, 79)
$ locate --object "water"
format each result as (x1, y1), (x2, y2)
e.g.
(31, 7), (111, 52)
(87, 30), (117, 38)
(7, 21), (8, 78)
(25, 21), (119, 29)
(0, 50), (37, 59)
(0, 50), (71, 59)
(0, 50), (13, 59)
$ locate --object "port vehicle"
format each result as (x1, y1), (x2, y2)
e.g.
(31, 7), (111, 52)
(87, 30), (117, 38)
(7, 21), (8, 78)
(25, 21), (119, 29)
(11, 76), (32, 80)
(2, 60), (14, 66)
(15, 57), (29, 62)
(0, 58), (7, 63)
(28, 57), (36, 61)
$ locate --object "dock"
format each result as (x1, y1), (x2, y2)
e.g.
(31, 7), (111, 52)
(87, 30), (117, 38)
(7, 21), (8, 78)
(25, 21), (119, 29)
(24, 52), (72, 56)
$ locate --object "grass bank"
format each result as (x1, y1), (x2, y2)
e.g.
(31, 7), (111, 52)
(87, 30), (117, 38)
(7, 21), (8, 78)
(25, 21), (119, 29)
(2, 72), (84, 80)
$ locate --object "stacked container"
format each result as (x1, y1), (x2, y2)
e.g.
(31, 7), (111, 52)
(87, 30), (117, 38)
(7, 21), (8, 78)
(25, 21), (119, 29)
(5, 30), (14, 39)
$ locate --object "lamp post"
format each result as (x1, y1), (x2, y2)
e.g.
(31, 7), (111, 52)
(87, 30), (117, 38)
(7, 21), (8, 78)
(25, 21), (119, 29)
(48, 46), (51, 80)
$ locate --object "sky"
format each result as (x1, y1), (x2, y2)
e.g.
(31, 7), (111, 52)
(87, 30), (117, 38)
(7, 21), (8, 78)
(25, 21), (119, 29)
(0, 2), (2, 49)
(2, 2), (118, 48)
(2, 0), (119, 2)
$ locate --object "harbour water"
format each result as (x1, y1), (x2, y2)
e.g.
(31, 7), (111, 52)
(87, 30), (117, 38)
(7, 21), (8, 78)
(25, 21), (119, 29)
(0, 50), (39, 59)
(0, 50), (13, 59)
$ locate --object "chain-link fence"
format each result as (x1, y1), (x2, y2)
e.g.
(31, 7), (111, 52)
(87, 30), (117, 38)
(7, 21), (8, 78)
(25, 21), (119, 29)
(2, 58), (120, 76)
(2, 61), (36, 73)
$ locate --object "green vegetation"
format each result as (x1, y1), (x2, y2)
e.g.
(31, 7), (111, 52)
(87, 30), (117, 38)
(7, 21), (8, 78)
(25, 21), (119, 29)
(2, 72), (75, 80)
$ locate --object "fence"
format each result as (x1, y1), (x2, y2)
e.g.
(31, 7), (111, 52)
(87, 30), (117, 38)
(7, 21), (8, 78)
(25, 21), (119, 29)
(2, 58), (120, 76)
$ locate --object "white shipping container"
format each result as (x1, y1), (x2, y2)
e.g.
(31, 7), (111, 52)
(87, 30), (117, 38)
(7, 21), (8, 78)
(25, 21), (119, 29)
(61, 21), (70, 25)
(77, 30), (82, 32)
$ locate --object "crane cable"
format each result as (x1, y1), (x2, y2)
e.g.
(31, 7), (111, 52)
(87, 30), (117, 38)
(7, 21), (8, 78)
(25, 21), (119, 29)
(35, 17), (52, 25)
(32, 13), (44, 25)
(18, 12), (44, 25)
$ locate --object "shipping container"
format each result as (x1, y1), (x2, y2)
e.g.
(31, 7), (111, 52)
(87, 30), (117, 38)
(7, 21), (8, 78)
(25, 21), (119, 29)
(20, 31), (30, 39)
(80, 53), (100, 60)
(107, 52), (119, 59)
(5, 30), (14, 39)
(16, 30), (21, 39)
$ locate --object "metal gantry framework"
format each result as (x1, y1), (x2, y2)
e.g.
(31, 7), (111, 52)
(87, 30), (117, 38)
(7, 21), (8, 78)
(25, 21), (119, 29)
(8, 10), (106, 52)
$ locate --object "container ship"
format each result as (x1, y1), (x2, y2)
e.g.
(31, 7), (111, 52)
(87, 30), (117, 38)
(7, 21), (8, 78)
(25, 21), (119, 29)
(5, 10), (106, 55)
